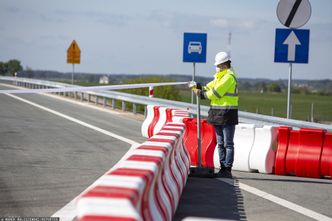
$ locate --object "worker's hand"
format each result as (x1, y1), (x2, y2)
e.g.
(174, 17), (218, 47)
(193, 89), (201, 96)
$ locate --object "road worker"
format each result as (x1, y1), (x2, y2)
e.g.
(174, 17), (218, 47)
(193, 51), (238, 177)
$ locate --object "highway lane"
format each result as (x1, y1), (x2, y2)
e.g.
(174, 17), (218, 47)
(1, 83), (332, 220)
(0, 84), (145, 216)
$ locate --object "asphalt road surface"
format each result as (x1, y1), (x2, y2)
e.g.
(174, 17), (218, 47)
(0, 83), (331, 221)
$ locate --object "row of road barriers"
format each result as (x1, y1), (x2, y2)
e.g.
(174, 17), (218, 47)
(143, 105), (332, 179)
(77, 122), (190, 221)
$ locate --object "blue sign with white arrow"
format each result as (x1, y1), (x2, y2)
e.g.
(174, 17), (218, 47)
(183, 32), (207, 63)
(274, 28), (310, 63)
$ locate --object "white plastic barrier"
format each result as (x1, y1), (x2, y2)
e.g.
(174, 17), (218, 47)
(249, 126), (278, 173)
(213, 124), (278, 173)
(232, 124), (256, 171)
(141, 105), (189, 138)
(76, 122), (189, 221)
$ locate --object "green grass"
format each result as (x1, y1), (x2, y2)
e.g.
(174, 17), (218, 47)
(239, 91), (332, 122)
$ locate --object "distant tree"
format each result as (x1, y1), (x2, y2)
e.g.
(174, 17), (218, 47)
(267, 83), (282, 92)
(0, 62), (7, 75)
(6, 59), (23, 76)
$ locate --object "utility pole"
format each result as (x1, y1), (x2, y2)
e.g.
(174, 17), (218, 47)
(227, 32), (232, 56)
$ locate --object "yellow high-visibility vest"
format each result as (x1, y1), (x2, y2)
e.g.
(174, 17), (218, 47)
(203, 68), (238, 109)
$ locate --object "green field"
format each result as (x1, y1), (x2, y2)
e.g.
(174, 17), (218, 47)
(179, 89), (332, 123)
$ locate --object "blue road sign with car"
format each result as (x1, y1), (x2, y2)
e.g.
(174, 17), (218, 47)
(274, 28), (310, 63)
(183, 33), (207, 63)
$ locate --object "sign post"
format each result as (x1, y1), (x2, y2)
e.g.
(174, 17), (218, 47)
(183, 33), (213, 177)
(274, 0), (311, 119)
(67, 40), (81, 84)
(183, 32), (207, 104)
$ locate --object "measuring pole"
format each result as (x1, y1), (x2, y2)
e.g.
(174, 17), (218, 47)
(287, 63), (293, 119)
(191, 62), (196, 104)
(72, 64), (75, 85)
(196, 93), (202, 168)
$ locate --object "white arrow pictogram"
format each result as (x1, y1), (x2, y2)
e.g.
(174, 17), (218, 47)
(283, 31), (301, 61)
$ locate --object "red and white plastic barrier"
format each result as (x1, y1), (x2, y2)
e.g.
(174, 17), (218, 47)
(76, 122), (189, 221)
(183, 120), (279, 174)
(141, 105), (189, 138)
(183, 118), (331, 179)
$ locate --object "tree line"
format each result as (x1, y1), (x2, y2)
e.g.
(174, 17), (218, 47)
(0, 59), (23, 76)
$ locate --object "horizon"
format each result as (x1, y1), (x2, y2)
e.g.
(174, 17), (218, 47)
(17, 68), (332, 82)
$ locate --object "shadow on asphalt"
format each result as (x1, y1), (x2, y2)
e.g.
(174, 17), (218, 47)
(174, 176), (247, 221)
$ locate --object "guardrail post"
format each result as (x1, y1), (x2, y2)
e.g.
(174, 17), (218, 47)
(88, 94), (91, 103)
(96, 96), (99, 105)
(122, 101), (126, 112)
(144, 105), (147, 118)
(103, 98), (106, 107)
(74, 92), (77, 99)
(133, 103), (137, 114)
(112, 99), (115, 109)
(81, 93), (84, 101)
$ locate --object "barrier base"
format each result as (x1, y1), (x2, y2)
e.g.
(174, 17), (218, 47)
(189, 166), (215, 178)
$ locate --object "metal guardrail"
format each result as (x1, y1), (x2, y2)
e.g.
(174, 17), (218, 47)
(1, 76), (331, 131)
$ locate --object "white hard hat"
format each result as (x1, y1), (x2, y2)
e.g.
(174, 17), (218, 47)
(214, 51), (231, 66)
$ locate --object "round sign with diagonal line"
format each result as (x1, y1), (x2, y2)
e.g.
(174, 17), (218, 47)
(277, 0), (311, 28)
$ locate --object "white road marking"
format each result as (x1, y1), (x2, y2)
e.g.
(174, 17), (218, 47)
(217, 178), (332, 221)
(5, 93), (139, 146)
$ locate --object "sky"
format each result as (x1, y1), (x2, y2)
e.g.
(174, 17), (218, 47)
(0, 0), (331, 80)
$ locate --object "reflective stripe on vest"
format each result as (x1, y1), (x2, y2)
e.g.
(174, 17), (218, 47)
(212, 87), (221, 98)
(210, 105), (238, 110)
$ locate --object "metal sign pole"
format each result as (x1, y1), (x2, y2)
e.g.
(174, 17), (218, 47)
(287, 62), (293, 119)
(196, 93), (202, 168)
(72, 64), (75, 85)
(191, 62), (196, 104)
(189, 92), (214, 177)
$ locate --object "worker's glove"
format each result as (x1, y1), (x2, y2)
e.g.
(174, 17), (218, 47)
(193, 89), (202, 96)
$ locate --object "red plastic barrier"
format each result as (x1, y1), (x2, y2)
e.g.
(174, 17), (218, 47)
(275, 127), (332, 179)
(183, 118), (216, 168)
(201, 121), (217, 168)
(296, 128), (325, 178)
(183, 118), (198, 166)
(274, 127), (292, 175)
(285, 129), (300, 176)
(320, 132), (332, 178)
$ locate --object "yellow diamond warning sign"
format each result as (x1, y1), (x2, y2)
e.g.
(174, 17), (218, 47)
(67, 40), (81, 64)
